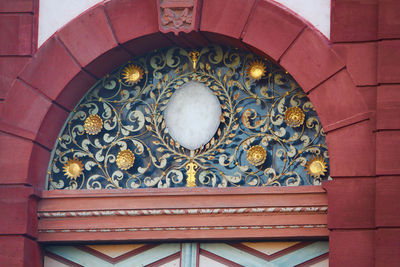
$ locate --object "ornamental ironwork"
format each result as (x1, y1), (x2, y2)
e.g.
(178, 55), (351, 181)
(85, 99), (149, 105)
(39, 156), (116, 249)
(47, 45), (330, 190)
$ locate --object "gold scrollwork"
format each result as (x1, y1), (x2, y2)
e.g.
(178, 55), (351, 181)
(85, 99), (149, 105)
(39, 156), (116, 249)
(47, 45), (329, 190)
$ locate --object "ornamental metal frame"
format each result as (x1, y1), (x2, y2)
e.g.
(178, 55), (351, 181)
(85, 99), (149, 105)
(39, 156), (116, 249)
(47, 45), (330, 190)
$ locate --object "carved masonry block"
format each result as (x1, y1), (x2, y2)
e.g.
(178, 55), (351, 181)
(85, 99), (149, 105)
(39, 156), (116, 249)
(157, 0), (201, 35)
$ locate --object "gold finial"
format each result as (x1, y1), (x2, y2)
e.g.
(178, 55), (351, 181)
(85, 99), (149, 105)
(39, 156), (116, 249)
(189, 51), (200, 70)
(186, 160), (198, 187)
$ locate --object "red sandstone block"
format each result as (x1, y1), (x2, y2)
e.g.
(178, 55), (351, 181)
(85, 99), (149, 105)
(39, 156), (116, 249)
(376, 228), (400, 267)
(29, 144), (50, 190)
(0, 80), (52, 139)
(86, 46), (131, 78)
(242, 0), (305, 60)
(376, 176), (400, 227)
(36, 104), (69, 150)
(331, 0), (378, 42)
(163, 32), (209, 49)
(0, 133), (33, 184)
(202, 32), (249, 51)
(377, 85), (400, 130)
(55, 71), (97, 111)
(0, 0), (33, 12)
(324, 178), (375, 229)
(333, 42), (377, 86)
(357, 86), (377, 112)
(280, 28), (344, 92)
(123, 33), (173, 56)
(201, 0), (255, 39)
(329, 230), (374, 267)
(0, 236), (42, 267)
(178, 32), (210, 48)
(0, 14), (33, 55)
(0, 186), (36, 237)
(105, 0), (158, 44)
(308, 70), (367, 127)
(58, 5), (117, 67)
(0, 57), (30, 99)
(326, 120), (375, 177)
(19, 37), (81, 100)
(376, 131), (400, 175)
(378, 40), (400, 83)
(378, 0), (400, 39)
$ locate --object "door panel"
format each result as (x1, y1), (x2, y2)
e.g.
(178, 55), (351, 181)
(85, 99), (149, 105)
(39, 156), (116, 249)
(44, 241), (328, 267)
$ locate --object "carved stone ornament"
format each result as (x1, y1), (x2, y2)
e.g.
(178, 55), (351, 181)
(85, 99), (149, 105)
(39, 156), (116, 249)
(157, 0), (201, 35)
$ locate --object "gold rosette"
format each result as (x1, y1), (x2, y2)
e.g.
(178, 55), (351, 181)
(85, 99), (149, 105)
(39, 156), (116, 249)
(246, 60), (266, 80)
(63, 158), (84, 180)
(116, 149), (135, 170)
(122, 64), (144, 85)
(284, 106), (305, 127)
(84, 114), (103, 135)
(305, 155), (327, 178)
(247, 145), (267, 166)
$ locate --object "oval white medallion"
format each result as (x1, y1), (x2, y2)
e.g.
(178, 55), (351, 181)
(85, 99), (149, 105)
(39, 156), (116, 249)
(164, 81), (222, 150)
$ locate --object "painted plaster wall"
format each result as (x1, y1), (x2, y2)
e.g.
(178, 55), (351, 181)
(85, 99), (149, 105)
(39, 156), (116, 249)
(38, 0), (331, 47)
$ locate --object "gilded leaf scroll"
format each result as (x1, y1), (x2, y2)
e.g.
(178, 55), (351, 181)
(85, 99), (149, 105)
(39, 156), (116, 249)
(47, 45), (330, 190)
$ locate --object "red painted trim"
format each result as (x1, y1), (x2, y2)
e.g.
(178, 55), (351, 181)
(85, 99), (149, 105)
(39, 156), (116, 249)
(229, 241), (314, 261)
(45, 250), (84, 267)
(295, 252), (329, 267)
(146, 251), (180, 267)
(41, 186), (326, 198)
(200, 248), (243, 267)
(76, 244), (158, 264)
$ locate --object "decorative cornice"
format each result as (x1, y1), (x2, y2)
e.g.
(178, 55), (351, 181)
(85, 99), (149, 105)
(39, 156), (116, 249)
(38, 206), (327, 218)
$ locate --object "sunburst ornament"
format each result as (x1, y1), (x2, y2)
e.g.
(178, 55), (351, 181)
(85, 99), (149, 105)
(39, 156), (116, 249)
(247, 145), (267, 166)
(285, 106), (305, 127)
(116, 149), (135, 170)
(247, 60), (266, 80)
(305, 155), (327, 178)
(122, 64), (144, 85)
(63, 158), (84, 180)
(84, 114), (103, 135)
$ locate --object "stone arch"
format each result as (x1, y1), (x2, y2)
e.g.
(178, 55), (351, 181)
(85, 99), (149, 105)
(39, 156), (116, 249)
(0, 0), (372, 192)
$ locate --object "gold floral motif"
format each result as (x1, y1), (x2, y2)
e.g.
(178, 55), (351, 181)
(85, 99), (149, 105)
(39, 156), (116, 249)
(116, 149), (135, 170)
(285, 107), (305, 127)
(63, 158), (84, 180)
(247, 145), (267, 166)
(84, 114), (103, 135)
(305, 155), (327, 178)
(122, 65), (144, 85)
(246, 60), (266, 80)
